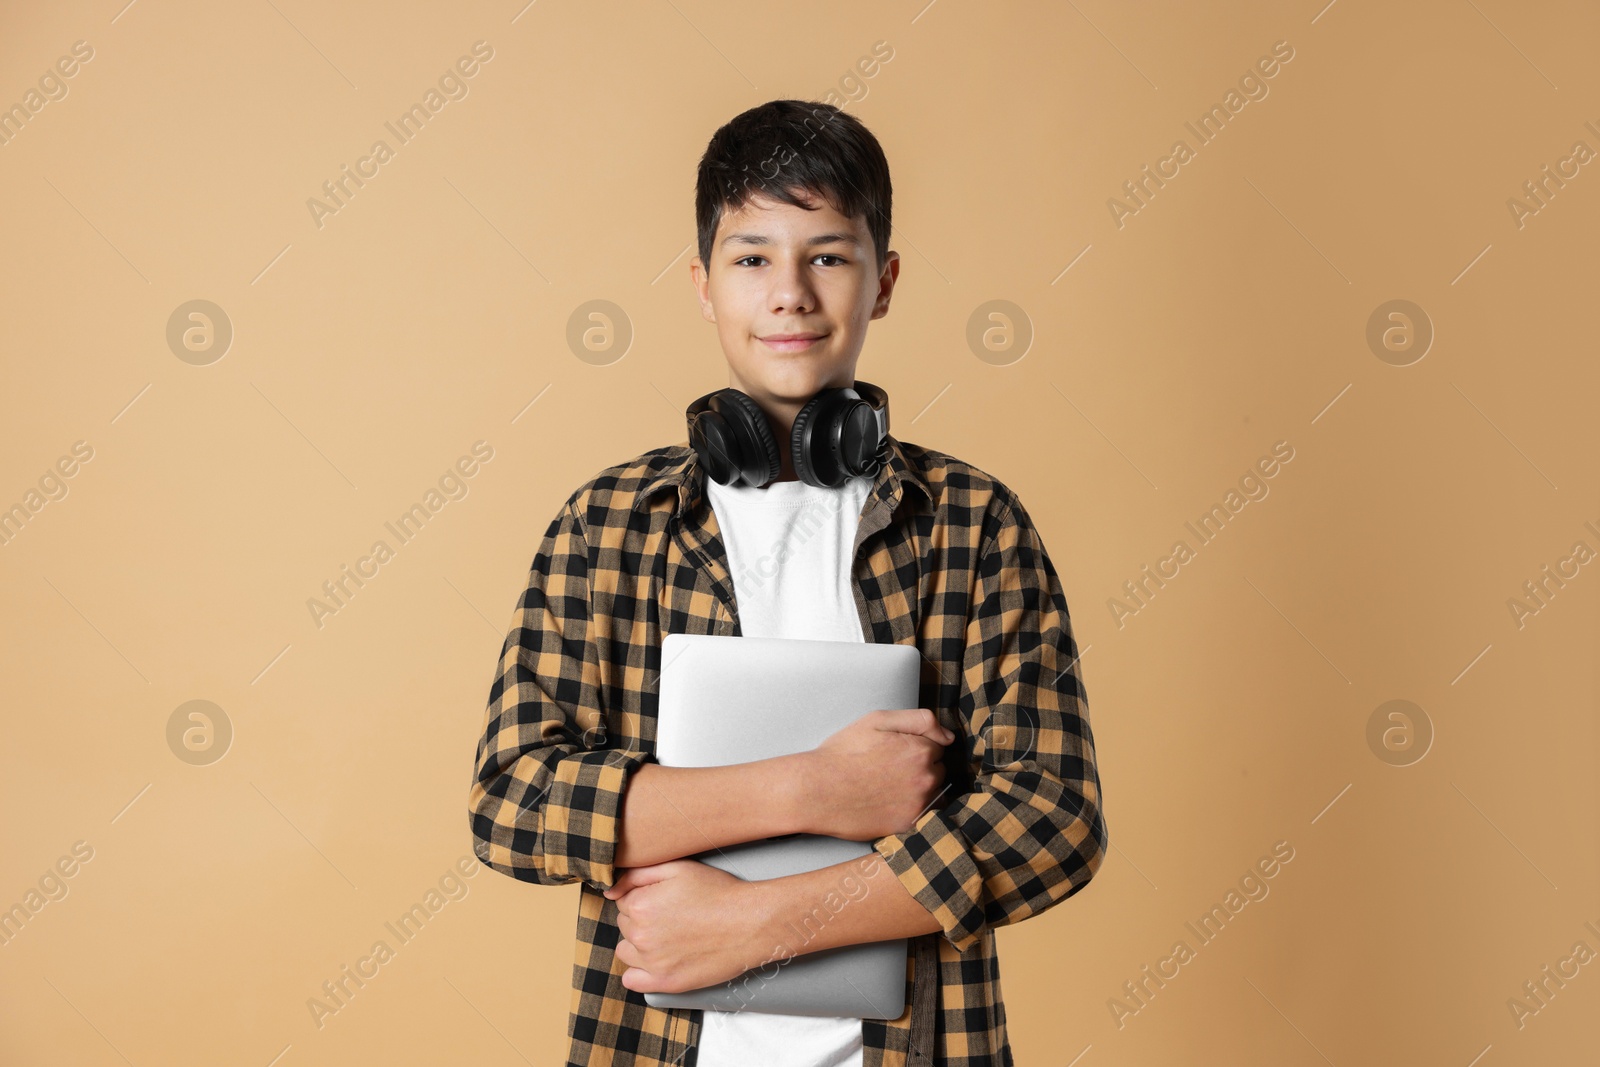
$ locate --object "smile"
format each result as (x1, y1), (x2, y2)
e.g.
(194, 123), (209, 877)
(758, 334), (826, 352)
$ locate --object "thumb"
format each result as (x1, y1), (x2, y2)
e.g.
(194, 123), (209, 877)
(604, 862), (675, 899)
(878, 707), (955, 743)
(603, 868), (645, 899)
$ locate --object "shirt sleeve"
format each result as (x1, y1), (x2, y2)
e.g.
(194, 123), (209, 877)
(468, 491), (651, 891)
(871, 488), (1109, 953)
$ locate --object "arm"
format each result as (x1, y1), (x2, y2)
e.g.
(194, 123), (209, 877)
(868, 488), (1109, 954)
(467, 493), (825, 887)
(617, 705), (954, 868)
(747, 852), (943, 959)
(613, 755), (811, 868)
(468, 492), (647, 890)
(604, 842), (943, 995)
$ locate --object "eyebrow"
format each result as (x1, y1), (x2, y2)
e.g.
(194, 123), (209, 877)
(719, 232), (862, 249)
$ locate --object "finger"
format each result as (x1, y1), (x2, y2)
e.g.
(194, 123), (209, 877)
(615, 937), (640, 970)
(877, 707), (955, 744)
(618, 862), (675, 889)
(603, 873), (633, 899)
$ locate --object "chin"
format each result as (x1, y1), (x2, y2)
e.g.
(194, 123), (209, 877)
(766, 377), (837, 403)
(746, 355), (850, 388)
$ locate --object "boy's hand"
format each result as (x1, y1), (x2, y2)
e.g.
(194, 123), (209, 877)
(798, 708), (955, 841)
(602, 860), (768, 994)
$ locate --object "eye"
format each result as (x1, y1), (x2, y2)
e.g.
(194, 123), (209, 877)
(732, 254), (847, 267)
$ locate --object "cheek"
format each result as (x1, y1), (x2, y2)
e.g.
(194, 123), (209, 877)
(708, 295), (754, 335)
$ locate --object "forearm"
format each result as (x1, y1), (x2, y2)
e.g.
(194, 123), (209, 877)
(746, 852), (942, 961)
(614, 752), (812, 868)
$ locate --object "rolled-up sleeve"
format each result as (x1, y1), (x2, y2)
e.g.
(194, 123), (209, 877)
(468, 492), (651, 890)
(872, 489), (1108, 953)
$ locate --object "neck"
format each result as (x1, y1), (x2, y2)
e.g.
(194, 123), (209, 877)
(763, 407), (801, 482)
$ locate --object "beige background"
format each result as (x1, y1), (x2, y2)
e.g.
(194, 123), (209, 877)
(2, 0), (1597, 1064)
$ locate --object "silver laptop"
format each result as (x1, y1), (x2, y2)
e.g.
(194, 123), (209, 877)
(642, 633), (922, 1020)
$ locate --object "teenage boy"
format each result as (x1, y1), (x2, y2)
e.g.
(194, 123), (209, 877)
(469, 100), (1108, 1067)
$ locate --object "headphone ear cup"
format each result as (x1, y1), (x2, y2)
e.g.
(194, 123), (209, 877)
(690, 409), (739, 486)
(839, 400), (886, 477)
(718, 389), (782, 487)
(791, 390), (847, 488)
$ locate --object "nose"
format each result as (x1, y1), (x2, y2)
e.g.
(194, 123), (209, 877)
(767, 257), (818, 314)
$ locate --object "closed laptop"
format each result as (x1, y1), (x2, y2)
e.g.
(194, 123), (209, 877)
(641, 632), (921, 1019)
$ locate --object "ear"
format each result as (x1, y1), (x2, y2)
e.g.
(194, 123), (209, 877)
(689, 258), (716, 323)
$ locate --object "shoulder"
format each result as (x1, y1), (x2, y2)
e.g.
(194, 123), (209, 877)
(557, 442), (693, 530)
(896, 442), (1061, 574)
(894, 438), (1023, 525)
(568, 443), (688, 502)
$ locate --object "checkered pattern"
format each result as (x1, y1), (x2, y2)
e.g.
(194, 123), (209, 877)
(468, 433), (1108, 1066)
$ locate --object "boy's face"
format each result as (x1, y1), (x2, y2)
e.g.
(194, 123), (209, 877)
(690, 189), (900, 417)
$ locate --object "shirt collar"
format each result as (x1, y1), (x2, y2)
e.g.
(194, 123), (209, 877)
(632, 433), (931, 519)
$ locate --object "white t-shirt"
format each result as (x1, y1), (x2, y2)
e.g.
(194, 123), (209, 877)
(695, 471), (875, 1067)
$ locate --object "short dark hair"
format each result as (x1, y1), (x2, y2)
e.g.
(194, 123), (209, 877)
(695, 100), (892, 275)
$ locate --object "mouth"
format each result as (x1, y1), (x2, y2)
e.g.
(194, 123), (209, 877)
(758, 332), (827, 352)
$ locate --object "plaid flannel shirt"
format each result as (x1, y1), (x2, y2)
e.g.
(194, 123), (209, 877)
(468, 432), (1108, 1066)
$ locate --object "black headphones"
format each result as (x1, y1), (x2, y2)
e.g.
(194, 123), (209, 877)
(686, 379), (891, 489)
